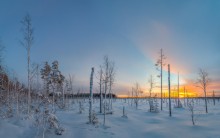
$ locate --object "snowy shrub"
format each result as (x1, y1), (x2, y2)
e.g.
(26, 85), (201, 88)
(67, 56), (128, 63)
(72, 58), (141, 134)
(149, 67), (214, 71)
(6, 104), (13, 118)
(149, 99), (154, 112)
(106, 102), (110, 111)
(55, 127), (65, 135)
(134, 99), (138, 109)
(174, 100), (183, 108)
(47, 113), (65, 135)
(154, 100), (160, 113)
(33, 95), (65, 136)
(105, 102), (113, 115)
(88, 110), (99, 125)
(148, 98), (159, 113)
(0, 94), (14, 118)
(79, 101), (84, 114)
(55, 95), (66, 110)
(121, 106), (128, 118)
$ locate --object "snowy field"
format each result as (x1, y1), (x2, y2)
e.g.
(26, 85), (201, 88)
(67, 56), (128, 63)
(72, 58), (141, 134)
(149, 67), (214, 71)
(0, 98), (220, 138)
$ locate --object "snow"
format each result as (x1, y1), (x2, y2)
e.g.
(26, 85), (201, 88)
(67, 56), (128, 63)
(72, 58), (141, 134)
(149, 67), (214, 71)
(0, 99), (220, 138)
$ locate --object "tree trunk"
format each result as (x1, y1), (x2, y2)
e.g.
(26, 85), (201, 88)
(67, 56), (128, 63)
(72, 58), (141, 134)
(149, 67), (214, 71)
(89, 68), (94, 123)
(204, 87), (208, 113)
(168, 64), (172, 117)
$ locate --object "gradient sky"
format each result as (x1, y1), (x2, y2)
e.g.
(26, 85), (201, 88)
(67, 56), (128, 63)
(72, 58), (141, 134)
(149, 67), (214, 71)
(0, 0), (220, 96)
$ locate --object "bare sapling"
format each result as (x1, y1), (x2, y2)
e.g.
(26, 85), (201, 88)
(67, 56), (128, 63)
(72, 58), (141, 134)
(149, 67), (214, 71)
(187, 99), (200, 126)
(20, 13), (34, 115)
(196, 69), (210, 113)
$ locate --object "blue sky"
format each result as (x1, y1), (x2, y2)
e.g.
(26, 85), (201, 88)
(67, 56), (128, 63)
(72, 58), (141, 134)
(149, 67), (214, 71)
(0, 0), (220, 95)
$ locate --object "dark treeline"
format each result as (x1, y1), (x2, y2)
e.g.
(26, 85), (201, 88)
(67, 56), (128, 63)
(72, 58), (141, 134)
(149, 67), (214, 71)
(49, 93), (117, 98)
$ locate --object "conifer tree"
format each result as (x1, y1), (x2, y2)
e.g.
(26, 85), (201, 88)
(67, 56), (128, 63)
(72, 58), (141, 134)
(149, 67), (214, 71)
(40, 62), (51, 96)
(50, 61), (65, 92)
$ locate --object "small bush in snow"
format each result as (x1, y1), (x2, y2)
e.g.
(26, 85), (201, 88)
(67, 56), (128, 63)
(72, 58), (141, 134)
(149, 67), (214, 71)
(88, 110), (98, 125)
(148, 98), (159, 113)
(47, 113), (65, 135)
(121, 106), (128, 118)
(33, 95), (65, 136)
(174, 100), (183, 108)
(79, 101), (84, 114)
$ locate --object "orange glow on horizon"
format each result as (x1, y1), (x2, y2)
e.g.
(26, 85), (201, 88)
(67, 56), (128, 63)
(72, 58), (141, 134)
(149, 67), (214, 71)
(117, 84), (220, 98)
(116, 73), (220, 98)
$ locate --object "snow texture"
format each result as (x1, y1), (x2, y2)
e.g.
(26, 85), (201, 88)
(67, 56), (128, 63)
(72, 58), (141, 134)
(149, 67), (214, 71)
(0, 99), (219, 138)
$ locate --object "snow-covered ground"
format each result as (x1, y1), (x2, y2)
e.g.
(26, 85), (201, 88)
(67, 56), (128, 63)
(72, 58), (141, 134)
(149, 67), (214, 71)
(0, 98), (220, 138)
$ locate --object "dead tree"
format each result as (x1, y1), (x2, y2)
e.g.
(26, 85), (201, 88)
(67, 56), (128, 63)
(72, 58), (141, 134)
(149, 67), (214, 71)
(196, 69), (210, 113)
(89, 67), (94, 123)
(20, 14), (34, 114)
(97, 66), (103, 113)
(168, 64), (172, 117)
(148, 75), (155, 98)
(155, 48), (166, 111)
(213, 90), (215, 106)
